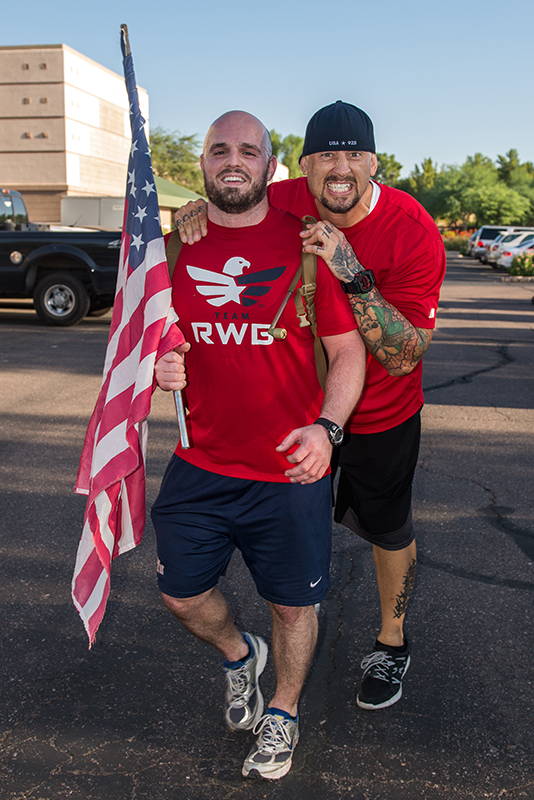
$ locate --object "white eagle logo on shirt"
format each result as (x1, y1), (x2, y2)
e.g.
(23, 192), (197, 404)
(187, 257), (250, 306)
(187, 258), (286, 307)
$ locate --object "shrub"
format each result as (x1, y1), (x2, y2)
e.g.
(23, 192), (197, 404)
(443, 236), (468, 254)
(509, 253), (534, 275)
(442, 230), (472, 239)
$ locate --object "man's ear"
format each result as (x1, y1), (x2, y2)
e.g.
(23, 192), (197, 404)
(267, 155), (278, 182)
(369, 153), (378, 177)
(200, 153), (205, 170)
(300, 155), (309, 176)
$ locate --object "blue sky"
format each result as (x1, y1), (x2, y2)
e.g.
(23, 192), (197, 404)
(3, 0), (533, 175)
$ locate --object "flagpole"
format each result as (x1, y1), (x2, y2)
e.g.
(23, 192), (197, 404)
(173, 390), (190, 448)
(120, 23), (131, 55)
(121, 23), (190, 449)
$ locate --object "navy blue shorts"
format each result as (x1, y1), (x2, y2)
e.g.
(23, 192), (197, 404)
(151, 456), (332, 606)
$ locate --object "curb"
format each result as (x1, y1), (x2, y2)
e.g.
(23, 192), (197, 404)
(500, 275), (534, 282)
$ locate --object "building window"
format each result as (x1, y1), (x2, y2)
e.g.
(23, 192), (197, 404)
(39, 63), (47, 70)
(22, 97), (31, 105)
(39, 97), (48, 104)
(22, 63), (30, 70)
(36, 132), (49, 139)
(22, 132), (33, 139)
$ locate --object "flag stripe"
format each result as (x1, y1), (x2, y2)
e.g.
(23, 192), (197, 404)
(72, 534), (104, 607)
(71, 30), (185, 645)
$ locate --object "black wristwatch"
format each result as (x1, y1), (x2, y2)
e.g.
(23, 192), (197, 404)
(314, 417), (344, 446)
(341, 269), (376, 295)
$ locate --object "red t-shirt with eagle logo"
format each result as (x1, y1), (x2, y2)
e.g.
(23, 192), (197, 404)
(168, 207), (357, 482)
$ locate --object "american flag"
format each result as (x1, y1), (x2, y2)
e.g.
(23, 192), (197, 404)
(72, 25), (184, 646)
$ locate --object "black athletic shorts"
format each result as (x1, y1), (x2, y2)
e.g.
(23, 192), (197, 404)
(333, 410), (421, 551)
(151, 456), (332, 606)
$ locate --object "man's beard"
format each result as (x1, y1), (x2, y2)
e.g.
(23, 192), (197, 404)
(319, 179), (362, 214)
(203, 166), (270, 214)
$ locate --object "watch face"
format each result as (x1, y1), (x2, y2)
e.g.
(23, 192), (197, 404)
(359, 272), (374, 292)
(331, 426), (344, 445)
(315, 417), (344, 445)
(343, 269), (375, 295)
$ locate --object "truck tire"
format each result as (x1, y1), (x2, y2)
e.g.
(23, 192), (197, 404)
(33, 272), (90, 326)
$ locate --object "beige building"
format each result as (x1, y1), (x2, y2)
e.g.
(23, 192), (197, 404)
(0, 43), (148, 222)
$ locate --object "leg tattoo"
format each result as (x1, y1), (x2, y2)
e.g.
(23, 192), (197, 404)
(393, 558), (416, 619)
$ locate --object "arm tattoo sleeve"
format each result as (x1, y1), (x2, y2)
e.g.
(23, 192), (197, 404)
(347, 288), (433, 376)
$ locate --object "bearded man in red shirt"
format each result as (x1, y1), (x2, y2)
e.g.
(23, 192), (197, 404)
(153, 109), (364, 780)
(175, 101), (446, 715)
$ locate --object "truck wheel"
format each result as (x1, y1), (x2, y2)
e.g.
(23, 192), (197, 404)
(33, 273), (90, 326)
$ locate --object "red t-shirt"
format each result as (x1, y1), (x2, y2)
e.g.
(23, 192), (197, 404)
(169, 207), (356, 481)
(268, 179), (446, 434)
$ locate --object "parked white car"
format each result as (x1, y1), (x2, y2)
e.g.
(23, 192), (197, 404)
(485, 233), (507, 265)
(487, 231), (534, 265)
(497, 238), (534, 269)
(470, 225), (534, 260)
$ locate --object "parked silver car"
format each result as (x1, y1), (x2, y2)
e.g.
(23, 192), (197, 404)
(468, 226), (510, 259)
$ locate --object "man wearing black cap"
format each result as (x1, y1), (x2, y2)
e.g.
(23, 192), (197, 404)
(174, 101), (446, 712)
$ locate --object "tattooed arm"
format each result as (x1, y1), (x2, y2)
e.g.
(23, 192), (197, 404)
(300, 222), (433, 376)
(346, 288), (433, 377)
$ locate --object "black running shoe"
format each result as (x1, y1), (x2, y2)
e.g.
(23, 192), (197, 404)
(356, 641), (410, 710)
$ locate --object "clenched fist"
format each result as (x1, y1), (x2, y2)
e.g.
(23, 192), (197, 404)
(155, 342), (191, 391)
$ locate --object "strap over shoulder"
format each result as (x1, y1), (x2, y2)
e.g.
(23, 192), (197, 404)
(299, 216), (327, 390)
(165, 230), (183, 282)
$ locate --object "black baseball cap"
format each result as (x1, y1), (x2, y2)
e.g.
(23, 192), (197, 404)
(300, 100), (376, 159)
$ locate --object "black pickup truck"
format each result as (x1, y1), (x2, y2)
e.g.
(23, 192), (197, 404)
(0, 188), (120, 326)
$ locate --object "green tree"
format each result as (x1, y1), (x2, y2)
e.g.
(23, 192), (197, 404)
(408, 157), (438, 193)
(497, 151), (534, 224)
(461, 153), (499, 192)
(450, 154), (527, 225)
(430, 165), (464, 223)
(269, 129), (284, 159)
(497, 148), (521, 183)
(270, 130), (304, 178)
(281, 134), (304, 179)
(149, 127), (204, 195)
(397, 158), (442, 217)
(427, 156), (529, 226)
(462, 183), (530, 224)
(375, 152), (402, 185)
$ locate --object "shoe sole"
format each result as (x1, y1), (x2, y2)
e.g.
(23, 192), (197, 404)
(356, 655), (411, 710)
(242, 761), (292, 780)
(242, 732), (299, 780)
(226, 635), (268, 732)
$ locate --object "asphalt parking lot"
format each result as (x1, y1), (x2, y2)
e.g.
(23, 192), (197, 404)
(0, 254), (533, 800)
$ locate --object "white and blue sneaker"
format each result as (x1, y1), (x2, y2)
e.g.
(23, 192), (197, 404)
(242, 707), (299, 780)
(224, 632), (268, 731)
